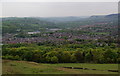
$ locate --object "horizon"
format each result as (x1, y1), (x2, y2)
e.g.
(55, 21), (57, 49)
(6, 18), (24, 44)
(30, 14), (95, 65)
(0, 13), (118, 18)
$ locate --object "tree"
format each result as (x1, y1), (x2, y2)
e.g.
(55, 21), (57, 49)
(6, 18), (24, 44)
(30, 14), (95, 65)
(51, 56), (58, 63)
(70, 54), (77, 63)
(104, 48), (118, 63)
(45, 51), (59, 63)
(61, 51), (71, 63)
(85, 49), (93, 63)
(74, 51), (84, 63)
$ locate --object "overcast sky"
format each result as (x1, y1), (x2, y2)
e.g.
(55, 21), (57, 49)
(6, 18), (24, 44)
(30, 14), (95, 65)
(1, 2), (118, 17)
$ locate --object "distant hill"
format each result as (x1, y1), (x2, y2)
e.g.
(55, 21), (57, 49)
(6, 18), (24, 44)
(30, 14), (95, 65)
(2, 17), (58, 34)
(36, 16), (88, 23)
(105, 14), (118, 18)
(2, 13), (118, 34)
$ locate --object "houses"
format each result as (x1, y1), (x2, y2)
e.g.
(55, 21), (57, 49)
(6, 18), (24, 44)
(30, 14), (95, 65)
(2, 24), (116, 44)
(28, 31), (40, 34)
(2, 30), (112, 44)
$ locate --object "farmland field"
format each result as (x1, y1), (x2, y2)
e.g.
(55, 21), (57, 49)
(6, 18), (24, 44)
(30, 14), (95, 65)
(2, 60), (119, 74)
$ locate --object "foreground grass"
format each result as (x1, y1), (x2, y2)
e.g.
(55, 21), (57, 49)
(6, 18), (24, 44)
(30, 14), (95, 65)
(2, 60), (118, 74)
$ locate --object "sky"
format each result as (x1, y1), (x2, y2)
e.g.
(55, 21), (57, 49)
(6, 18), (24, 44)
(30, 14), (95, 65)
(1, 0), (119, 2)
(1, 2), (118, 17)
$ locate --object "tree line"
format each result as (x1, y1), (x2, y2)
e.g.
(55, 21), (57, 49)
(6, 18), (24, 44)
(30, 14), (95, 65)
(2, 43), (120, 64)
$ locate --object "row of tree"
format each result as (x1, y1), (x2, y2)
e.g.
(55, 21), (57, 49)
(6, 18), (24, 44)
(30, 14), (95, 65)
(2, 43), (120, 63)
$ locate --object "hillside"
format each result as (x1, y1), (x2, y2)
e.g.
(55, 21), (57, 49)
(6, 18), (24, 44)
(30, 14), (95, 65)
(2, 17), (57, 34)
(3, 60), (118, 74)
(2, 14), (118, 34)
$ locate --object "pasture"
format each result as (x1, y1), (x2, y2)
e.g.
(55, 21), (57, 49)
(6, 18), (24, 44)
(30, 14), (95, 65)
(2, 60), (118, 74)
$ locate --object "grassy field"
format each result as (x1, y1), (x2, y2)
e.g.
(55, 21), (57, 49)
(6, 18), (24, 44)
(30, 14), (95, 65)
(2, 60), (119, 74)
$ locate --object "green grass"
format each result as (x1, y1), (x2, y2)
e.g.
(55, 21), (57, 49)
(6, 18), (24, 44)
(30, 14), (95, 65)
(0, 60), (2, 75)
(2, 60), (119, 74)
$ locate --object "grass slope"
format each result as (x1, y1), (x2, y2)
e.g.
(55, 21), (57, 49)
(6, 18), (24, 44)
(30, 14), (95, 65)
(2, 60), (118, 74)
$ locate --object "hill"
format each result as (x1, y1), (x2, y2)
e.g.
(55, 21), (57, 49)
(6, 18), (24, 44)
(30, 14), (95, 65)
(2, 13), (118, 34)
(2, 17), (57, 34)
